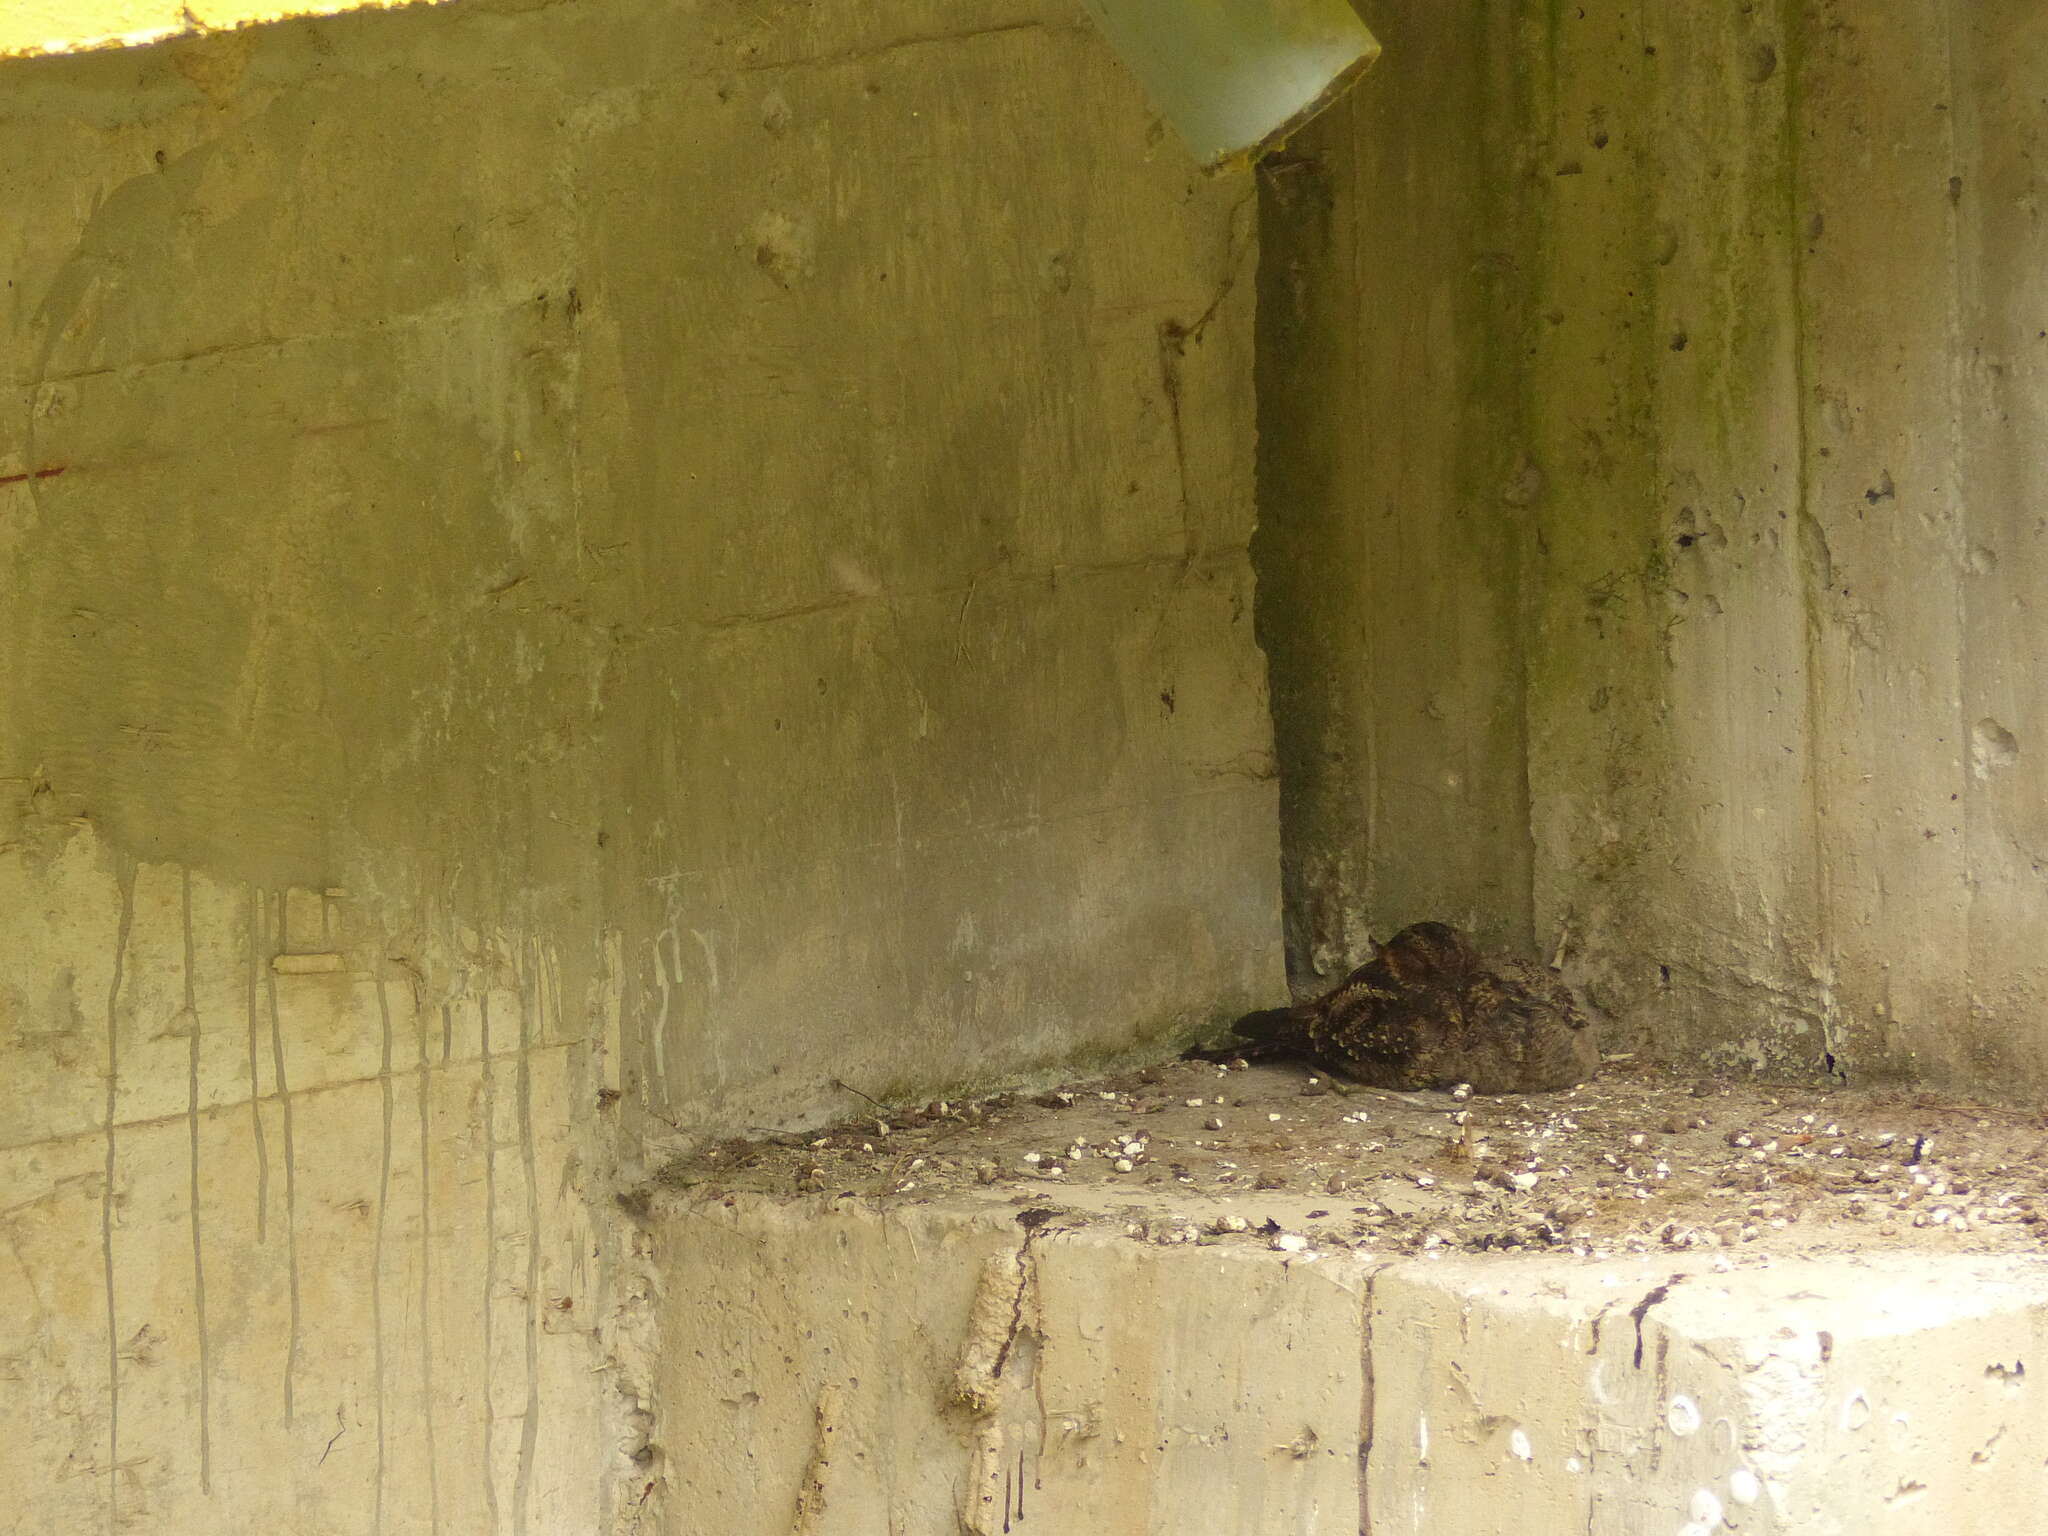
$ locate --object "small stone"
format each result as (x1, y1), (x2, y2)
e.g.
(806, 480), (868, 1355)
(1204, 1117), (1225, 1132)
(1272, 1232), (1311, 1253)
(1114, 1158), (1135, 1173)
(1451, 1083), (1474, 1101)
(1185, 1098), (1206, 1109)
(1255, 1170), (1288, 1190)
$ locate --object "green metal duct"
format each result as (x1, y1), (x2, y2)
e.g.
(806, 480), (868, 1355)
(1075, 0), (1380, 168)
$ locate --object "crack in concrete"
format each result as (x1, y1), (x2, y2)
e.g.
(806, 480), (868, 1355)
(1357, 1260), (1397, 1536)
(1629, 1273), (1689, 1369)
(373, 975), (396, 1535)
(100, 862), (134, 1536)
(263, 890), (302, 1425)
(182, 870), (212, 1496)
(726, 20), (1085, 78)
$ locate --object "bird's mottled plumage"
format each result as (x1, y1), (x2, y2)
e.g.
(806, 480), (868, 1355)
(1234, 921), (1598, 1094)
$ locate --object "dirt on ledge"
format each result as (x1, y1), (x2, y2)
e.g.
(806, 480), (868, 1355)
(641, 1053), (2048, 1263)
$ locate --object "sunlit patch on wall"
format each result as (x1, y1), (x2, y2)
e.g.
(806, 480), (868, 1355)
(0, 0), (448, 61)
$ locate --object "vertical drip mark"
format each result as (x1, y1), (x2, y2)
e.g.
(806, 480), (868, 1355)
(245, 887), (270, 1244)
(415, 980), (442, 1536)
(441, 1001), (453, 1065)
(1358, 1260), (1390, 1536)
(103, 864), (135, 1536)
(183, 871), (213, 1495)
(513, 949), (541, 1536)
(373, 977), (397, 1536)
(264, 892), (301, 1425)
(480, 992), (501, 1534)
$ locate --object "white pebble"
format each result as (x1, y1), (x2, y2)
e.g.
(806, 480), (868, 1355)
(1272, 1232), (1310, 1253)
(1727, 1468), (1761, 1505)
(1666, 1396), (1702, 1437)
(1508, 1427), (1533, 1461)
(1186, 1098), (1206, 1108)
(1690, 1488), (1724, 1526)
(1114, 1158), (1135, 1173)
(1021, 1152), (1042, 1164)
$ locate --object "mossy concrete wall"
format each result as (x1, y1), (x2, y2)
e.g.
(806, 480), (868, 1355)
(1258, 0), (2048, 1091)
(0, 0), (1281, 1528)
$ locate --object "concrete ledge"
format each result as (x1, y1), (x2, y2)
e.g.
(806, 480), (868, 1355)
(659, 1195), (2048, 1534)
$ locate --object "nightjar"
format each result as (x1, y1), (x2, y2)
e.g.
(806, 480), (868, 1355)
(1234, 921), (1599, 1094)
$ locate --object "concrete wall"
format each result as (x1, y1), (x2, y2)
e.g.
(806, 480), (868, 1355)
(0, 0), (1280, 1528)
(1258, 0), (2048, 1092)
(663, 1193), (2048, 1536)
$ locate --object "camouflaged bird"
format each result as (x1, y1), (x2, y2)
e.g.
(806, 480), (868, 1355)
(1234, 921), (1599, 1094)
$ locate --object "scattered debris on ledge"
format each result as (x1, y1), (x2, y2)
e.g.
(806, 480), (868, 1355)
(644, 1055), (2048, 1263)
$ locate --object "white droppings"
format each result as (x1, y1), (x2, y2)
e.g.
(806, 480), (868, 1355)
(1565, 1456), (1583, 1474)
(1667, 1395), (1703, 1437)
(1727, 1467), (1761, 1505)
(1509, 1427), (1533, 1462)
(1690, 1488), (1724, 1526)
(1417, 1412), (1430, 1463)
(1841, 1391), (1871, 1431)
